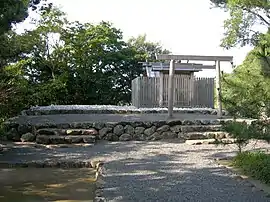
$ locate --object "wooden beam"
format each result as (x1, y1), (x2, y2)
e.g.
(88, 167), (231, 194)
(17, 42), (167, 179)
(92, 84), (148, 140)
(143, 62), (216, 70)
(157, 54), (233, 62)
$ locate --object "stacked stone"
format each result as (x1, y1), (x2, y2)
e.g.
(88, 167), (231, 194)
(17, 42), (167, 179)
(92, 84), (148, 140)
(2, 119), (234, 144)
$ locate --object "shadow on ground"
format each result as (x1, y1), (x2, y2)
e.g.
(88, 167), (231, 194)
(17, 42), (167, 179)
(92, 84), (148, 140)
(1, 141), (270, 202)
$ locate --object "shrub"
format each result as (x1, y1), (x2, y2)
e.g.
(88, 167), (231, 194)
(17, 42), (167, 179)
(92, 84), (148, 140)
(232, 151), (270, 184)
(220, 121), (259, 153)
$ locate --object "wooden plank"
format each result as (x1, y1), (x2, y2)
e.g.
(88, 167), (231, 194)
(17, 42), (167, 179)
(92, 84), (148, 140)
(157, 54), (233, 62)
(159, 72), (164, 107)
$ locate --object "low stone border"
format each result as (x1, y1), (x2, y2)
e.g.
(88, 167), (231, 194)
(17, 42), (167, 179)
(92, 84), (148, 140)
(215, 158), (270, 197)
(0, 160), (98, 168)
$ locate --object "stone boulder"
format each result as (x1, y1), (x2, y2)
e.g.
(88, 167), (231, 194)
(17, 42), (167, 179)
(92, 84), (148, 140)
(133, 133), (147, 141)
(82, 129), (98, 136)
(170, 125), (182, 133)
(66, 129), (82, 136)
(6, 128), (20, 141)
(144, 126), (156, 136)
(50, 136), (66, 144)
(38, 129), (56, 136)
(36, 135), (50, 144)
(106, 133), (119, 141)
(161, 131), (177, 139)
(99, 127), (112, 139)
(21, 133), (35, 142)
(124, 125), (134, 135)
(156, 125), (170, 133)
(113, 125), (124, 136)
(119, 134), (132, 141)
(65, 136), (83, 143)
(17, 124), (31, 135)
(184, 132), (207, 140)
(93, 122), (105, 130)
(148, 132), (162, 141)
(134, 127), (145, 134)
(82, 136), (96, 143)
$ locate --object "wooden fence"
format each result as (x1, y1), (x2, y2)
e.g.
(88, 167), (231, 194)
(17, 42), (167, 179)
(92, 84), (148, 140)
(131, 75), (214, 108)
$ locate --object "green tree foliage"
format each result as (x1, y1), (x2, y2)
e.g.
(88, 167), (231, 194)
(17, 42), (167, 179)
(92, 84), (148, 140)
(0, 0), (51, 35)
(60, 21), (144, 105)
(221, 121), (258, 153)
(210, 0), (270, 49)
(127, 34), (170, 61)
(222, 48), (270, 118)
(210, 0), (270, 118)
(0, 6), (170, 119)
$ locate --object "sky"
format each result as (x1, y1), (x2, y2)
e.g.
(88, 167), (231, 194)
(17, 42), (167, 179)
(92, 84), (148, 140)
(21, 0), (254, 77)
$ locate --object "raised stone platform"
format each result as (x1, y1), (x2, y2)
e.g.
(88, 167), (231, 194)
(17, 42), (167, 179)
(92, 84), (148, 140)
(3, 113), (255, 145)
(2, 105), (256, 145)
(21, 105), (228, 115)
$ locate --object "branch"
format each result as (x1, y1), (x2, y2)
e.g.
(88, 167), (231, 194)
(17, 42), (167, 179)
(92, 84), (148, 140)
(243, 7), (270, 27)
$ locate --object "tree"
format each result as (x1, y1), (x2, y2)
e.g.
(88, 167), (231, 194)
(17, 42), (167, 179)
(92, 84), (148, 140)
(222, 48), (270, 119)
(60, 21), (145, 105)
(127, 34), (170, 61)
(0, 0), (51, 35)
(0, 5), (171, 117)
(210, 0), (270, 49)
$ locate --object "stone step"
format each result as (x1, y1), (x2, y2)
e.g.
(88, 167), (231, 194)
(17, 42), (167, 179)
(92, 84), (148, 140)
(37, 128), (98, 136)
(179, 131), (229, 140)
(185, 138), (236, 145)
(34, 135), (96, 145)
(180, 125), (222, 133)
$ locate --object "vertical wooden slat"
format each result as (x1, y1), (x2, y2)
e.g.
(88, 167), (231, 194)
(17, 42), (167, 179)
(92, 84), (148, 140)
(131, 75), (215, 109)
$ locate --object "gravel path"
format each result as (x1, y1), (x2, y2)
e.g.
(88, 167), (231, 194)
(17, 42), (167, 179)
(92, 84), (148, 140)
(1, 141), (270, 202)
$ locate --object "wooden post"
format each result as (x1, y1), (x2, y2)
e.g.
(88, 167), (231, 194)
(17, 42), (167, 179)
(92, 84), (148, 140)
(159, 72), (164, 107)
(216, 60), (222, 117)
(168, 60), (175, 118)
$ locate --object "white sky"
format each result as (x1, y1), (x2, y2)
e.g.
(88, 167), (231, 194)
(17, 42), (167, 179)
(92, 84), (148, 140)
(21, 0), (255, 77)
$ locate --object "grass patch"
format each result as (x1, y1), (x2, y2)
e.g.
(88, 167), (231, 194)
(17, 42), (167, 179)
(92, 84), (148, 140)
(232, 151), (270, 185)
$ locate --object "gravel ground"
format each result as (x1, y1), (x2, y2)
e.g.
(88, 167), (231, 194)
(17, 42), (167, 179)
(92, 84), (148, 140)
(28, 105), (215, 112)
(1, 141), (270, 202)
(9, 113), (232, 125)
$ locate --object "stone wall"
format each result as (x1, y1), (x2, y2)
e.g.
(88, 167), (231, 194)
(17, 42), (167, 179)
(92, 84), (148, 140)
(1, 119), (239, 144)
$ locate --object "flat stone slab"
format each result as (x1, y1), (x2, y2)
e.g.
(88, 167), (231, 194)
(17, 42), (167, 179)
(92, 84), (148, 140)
(1, 141), (270, 201)
(21, 105), (228, 115)
(8, 113), (234, 126)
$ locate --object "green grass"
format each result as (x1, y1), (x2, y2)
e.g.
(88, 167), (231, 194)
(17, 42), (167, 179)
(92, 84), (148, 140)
(232, 151), (270, 184)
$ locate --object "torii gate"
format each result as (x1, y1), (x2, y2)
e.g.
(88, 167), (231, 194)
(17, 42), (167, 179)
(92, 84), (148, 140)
(156, 54), (234, 118)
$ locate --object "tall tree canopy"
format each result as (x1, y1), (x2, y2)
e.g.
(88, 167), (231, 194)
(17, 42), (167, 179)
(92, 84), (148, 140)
(0, 0), (51, 35)
(0, 6), (170, 119)
(211, 0), (270, 117)
(210, 0), (270, 49)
